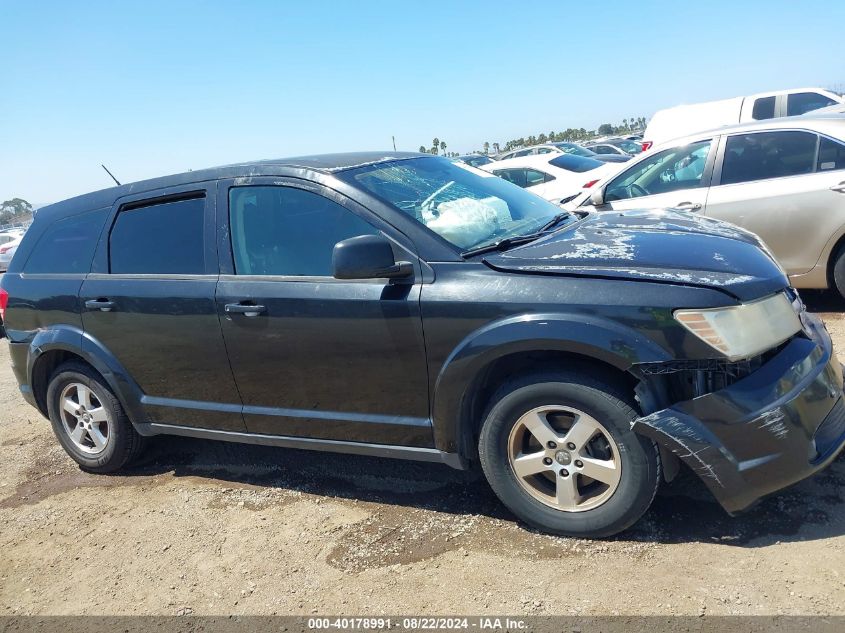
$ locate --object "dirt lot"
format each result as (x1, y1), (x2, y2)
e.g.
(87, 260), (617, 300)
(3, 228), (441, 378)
(1, 291), (844, 617)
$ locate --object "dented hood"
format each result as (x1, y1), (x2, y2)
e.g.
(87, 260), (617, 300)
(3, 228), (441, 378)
(484, 209), (789, 301)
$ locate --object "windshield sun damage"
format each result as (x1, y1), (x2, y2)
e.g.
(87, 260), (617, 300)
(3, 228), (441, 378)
(343, 157), (570, 251)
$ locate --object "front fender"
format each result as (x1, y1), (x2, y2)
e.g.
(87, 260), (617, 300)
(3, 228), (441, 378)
(27, 325), (146, 425)
(431, 312), (673, 454)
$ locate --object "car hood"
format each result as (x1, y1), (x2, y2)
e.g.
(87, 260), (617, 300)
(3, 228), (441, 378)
(483, 209), (789, 301)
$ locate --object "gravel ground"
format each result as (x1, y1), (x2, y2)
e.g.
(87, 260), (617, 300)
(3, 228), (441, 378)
(0, 290), (844, 616)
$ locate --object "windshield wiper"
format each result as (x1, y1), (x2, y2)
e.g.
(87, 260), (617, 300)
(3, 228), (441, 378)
(461, 233), (545, 257)
(538, 211), (573, 233)
(461, 212), (577, 258)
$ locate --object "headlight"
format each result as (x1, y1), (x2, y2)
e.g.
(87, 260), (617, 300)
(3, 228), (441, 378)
(674, 292), (801, 361)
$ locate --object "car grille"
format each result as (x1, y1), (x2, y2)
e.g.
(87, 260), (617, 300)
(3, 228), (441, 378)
(636, 342), (789, 402)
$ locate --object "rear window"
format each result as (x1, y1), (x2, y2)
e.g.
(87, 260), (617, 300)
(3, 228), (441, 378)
(787, 92), (837, 116)
(24, 208), (108, 274)
(617, 140), (643, 154)
(721, 131), (817, 185)
(109, 196), (205, 274)
(818, 136), (845, 171)
(548, 154), (603, 173)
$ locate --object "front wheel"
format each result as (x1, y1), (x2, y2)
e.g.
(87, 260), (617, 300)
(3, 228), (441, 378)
(478, 370), (660, 538)
(832, 247), (845, 299)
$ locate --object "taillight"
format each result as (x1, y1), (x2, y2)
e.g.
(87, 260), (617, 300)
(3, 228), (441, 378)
(583, 179), (599, 188)
(0, 288), (8, 322)
(641, 141), (653, 152)
(0, 246), (10, 255)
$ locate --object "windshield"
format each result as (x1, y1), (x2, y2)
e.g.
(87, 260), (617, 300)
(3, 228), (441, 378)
(342, 156), (571, 251)
(550, 142), (596, 158)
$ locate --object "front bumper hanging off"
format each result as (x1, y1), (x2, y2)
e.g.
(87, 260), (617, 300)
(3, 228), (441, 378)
(633, 312), (845, 514)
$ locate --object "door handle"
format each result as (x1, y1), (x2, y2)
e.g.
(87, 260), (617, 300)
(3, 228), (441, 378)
(84, 299), (115, 312)
(225, 303), (266, 317)
(675, 202), (702, 211)
(830, 182), (845, 194)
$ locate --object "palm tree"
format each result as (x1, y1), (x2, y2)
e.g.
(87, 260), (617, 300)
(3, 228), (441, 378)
(492, 142), (500, 154)
(432, 138), (440, 155)
(440, 141), (447, 155)
(483, 142), (490, 155)
(418, 145), (426, 153)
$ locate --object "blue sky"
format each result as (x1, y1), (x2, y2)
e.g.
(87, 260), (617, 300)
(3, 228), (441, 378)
(1, 0), (843, 204)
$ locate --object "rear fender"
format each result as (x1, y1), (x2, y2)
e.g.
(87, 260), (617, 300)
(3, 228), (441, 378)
(27, 325), (146, 425)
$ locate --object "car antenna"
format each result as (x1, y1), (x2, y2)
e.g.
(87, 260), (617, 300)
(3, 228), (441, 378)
(101, 164), (121, 186)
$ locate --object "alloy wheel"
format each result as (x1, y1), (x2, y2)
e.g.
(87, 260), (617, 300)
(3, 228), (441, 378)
(58, 382), (111, 455)
(507, 405), (622, 512)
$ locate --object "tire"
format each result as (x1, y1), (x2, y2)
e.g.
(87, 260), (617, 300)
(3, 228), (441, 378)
(478, 369), (660, 538)
(46, 361), (145, 473)
(832, 247), (845, 299)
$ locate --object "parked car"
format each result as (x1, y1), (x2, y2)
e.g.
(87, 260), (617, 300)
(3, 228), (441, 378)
(480, 153), (618, 202)
(496, 142), (629, 164)
(454, 154), (494, 168)
(643, 87), (844, 150)
(0, 231), (21, 245)
(2, 152), (844, 538)
(585, 138), (644, 157)
(570, 115), (845, 296)
(0, 237), (21, 272)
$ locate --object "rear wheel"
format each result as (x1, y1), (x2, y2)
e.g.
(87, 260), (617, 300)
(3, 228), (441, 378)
(46, 361), (145, 472)
(478, 370), (660, 538)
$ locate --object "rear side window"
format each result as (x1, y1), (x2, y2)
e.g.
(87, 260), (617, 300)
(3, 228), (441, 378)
(751, 96), (776, 120)
(818, 136), (845, 171)
(24, 208), (108, 274)
(787, 92), (837, 116)
(109, 196), (205, 274)
(721, 131), (817, 185)
(229, 186), (378, 276)
(525, 169), (554, 185)
(493, 169), (528, 187)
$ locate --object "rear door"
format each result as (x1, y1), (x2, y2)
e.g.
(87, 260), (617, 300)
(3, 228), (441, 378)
(214, 178), (432, 447)
(81, 183), (245, 431)
(593, 138), (716, 213)
(704, 130), (845, 275)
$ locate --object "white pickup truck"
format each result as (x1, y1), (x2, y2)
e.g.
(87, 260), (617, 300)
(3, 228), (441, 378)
(642, 87), (844, 150)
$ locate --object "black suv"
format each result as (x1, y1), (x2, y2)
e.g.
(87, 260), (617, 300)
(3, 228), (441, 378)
(2, 153), (844, 538)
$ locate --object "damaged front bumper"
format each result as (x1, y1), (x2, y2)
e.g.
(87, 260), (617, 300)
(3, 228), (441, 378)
(633, 312), (845, 514)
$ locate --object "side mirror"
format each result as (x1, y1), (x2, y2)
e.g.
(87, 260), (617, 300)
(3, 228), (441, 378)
(332, 235), (414, 281)
(589, 187), (605, 207)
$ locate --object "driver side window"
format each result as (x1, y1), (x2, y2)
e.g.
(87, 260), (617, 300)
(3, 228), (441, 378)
(229, 186), (378, 276)
(605, 140), (712, 202)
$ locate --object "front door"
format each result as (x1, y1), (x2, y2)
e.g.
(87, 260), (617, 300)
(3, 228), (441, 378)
(215, 179), (432, 447)
(594, 138), (715, 213)
(81, 184), (245, 431)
